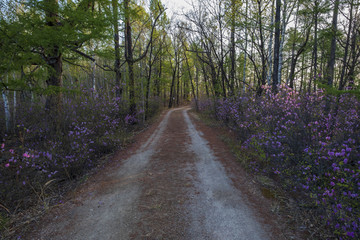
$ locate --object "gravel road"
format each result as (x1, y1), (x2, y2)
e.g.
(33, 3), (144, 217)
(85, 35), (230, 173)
(27, 107), (273, 240)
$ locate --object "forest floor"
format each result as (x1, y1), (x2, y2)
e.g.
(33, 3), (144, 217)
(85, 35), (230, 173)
(22, 107), (303, 240)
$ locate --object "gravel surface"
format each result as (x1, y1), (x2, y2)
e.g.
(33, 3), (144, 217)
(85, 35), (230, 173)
(26, 107), (274, 240)
(184, 108), (269, 240)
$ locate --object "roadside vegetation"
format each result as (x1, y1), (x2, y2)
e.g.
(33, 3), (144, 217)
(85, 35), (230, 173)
(199, 86), (360, 239)
(0, 87), (161, 236)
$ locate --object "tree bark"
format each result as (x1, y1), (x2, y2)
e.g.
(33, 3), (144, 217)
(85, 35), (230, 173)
(124, 0), (163, 114)
(256, 0), (267, 95)
(229, 0), (236, 95)
(184, 50), (199, 111)
(287, 1), (299, 87)
(157, 54), (162, 96)
(218, 2), (228, 98)
(288, 30), (310, 88)
(112, 0), (122, 98)
(145, 40), (154, 120)
(346, 17), (359, 89)
(310, 0), (319, 93)
(124, 0), (136, 114)
(202, 62), (210, 98)
(272, 0), (281, 92)
(2, 89), (10, 133)
(278, 0), (288, 85)
(176, 61), (180, 106)
(44, 0), (63, 132)
(325, 0), (340, 86)
(339, 0), (354, 90)
(300, 53), (305, 92)
(168, 51), (178, 108)
(266, 0), (275, 86)
(242, 0), (248, 94)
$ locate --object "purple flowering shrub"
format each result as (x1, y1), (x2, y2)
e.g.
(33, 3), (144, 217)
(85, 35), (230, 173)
(200, 85), (360, 239)
(0, 87), (159, 211)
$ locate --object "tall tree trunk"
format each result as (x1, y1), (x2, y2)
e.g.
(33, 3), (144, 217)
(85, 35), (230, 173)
(157, 55), (162, 97)
(124, 0), (163, 114)
(91, 60), (96, 91)
(183, 72), (186, 100)
(44, 0), (63, 132)
(251, 31), (256, 89)
(266, 0), (275, 86)
(242, 0), (249, 94)
(339, 0), (354, 90)
(12, 91), (16, 130)
(310, 0), (319, 93)
(278, 0), (288, 85)
(346, 17), (359, 89)
(206, 50), (221, 97)
(300, 53), (305, 92)
(168, 52), (178, 108)
(229, 0), (236, 94)
(287, 1), (299, 87)
(272, 0), (281, 91)
(163, 81), (166, 107)
(176, 62), (180, 106)
(112, 0), (122, 98)
(256, 0), (267, 95)
(184, 51), (198, 111)
(140, 56), (145, 122)
(218, 4), (228, 98)
(124, 0), (136, 114)
(45, 51), (63, 128)
(325, 0), (340, 86)
(202, 63), (210, 98)
(2, 89), (10, 133)
(288, 30), (310, 88)
(196, 65), (199, 103)
(145, 40), (154, 120)
(12, 73), (17, 131)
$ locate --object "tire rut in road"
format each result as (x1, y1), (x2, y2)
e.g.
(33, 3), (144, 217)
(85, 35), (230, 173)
(26, 109), (175, 240)
(183, 108), (270, 240)
(26, 108), (273, 240)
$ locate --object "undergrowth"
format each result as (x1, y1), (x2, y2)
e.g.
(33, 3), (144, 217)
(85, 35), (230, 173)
(0, 87), (162, 238)
(198, 85), (360, 239)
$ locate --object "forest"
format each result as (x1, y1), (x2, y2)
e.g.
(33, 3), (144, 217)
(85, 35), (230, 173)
(0, 0), (359, 239)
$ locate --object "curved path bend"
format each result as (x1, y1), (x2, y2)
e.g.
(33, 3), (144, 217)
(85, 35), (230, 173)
(28, 107), (279, 240)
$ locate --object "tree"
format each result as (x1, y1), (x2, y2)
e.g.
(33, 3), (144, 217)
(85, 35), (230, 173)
(112, 0), (123, 98)
(1, 0), (111, 131)
(229, 0), (238, 94)
(338, 0), (357, 90)
(123, 0), (164, 115)
(255, 0), (269, 94)
(310, 0), (320, 92)
(185, 1), (223, 97)
(241, 0), (249, 93)
(168, 26), (182, 108)
(287, 1), (311, 88)
(145, 0), (168, 119)
(324, 0), (340, 86)
(346, 11), (360, 89)
(272, 0), (281, 91)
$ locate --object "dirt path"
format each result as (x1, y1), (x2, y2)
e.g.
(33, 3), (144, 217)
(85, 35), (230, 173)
(27, 107), (280, 240)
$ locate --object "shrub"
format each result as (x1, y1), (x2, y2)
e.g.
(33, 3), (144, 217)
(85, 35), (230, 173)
(199, 85), (360, 239)
(0, 87), (160, 213)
